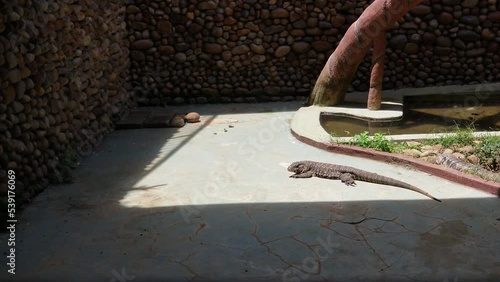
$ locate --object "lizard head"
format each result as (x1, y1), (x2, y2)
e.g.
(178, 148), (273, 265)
(287, 161), (309, 173)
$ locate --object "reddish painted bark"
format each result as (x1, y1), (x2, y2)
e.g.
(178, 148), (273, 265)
(308, 0), (423, 108)
(368, 32), (386, 110)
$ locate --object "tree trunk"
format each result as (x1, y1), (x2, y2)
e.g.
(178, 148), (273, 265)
(308, 0), (423, 108)
(367, 32), (386, 110)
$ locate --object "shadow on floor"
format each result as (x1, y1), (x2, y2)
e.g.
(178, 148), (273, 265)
(5, 198), (500, 282)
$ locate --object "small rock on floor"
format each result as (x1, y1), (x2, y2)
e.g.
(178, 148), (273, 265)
(169, 115), (186, 127)
(185, 112), (200, 123)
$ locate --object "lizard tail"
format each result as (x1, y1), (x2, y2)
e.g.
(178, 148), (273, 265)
(357, 174), (441, 202)
(402, 187), (442, 202)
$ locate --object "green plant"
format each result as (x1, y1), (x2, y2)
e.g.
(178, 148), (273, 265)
(475, 135), (500, 171)
(371, 133), (395, 152)
(349, 131), (395, 153)
(349, 131), (371, 147)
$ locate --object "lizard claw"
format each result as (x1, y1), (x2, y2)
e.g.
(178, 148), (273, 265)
(345, 181), (356, 187)
(340, 173), (356, 186)
(341, 179), (356, 186)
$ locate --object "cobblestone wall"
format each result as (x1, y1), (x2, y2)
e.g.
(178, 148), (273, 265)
(127, 0), (500, 105)
(0, 0), (131, 204)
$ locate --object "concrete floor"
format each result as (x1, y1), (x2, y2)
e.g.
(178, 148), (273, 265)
(1, 102), (499, 282)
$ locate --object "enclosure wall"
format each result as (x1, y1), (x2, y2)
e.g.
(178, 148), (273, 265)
(0, 0), (131, 204)
(126, 0), (500, 105)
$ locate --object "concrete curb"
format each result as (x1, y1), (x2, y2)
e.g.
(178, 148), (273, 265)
(291, 129), (500, 197)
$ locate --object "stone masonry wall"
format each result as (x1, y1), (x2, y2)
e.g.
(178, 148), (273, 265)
(0, 0), (131, 205)
(127, 0), (500, 105)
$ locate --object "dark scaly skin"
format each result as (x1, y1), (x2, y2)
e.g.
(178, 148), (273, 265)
(288, 161), (441, 202)
(437, 154), (499, 183)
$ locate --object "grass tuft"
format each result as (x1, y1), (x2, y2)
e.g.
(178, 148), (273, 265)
(331, 128), (499, 173)
(423, 127), (475, 148)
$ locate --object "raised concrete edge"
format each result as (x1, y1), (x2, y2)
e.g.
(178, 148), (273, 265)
(291, 106), (334, 143)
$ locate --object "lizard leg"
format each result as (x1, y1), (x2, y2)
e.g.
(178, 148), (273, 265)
(290, 171), (314, 178)
(340, 173), (356, 186)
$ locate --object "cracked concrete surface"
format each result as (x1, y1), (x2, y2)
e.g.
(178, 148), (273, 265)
(1, 102), (499, 282)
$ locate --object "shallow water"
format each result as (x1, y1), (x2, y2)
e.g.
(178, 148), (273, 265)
(321, 103), (500, 137)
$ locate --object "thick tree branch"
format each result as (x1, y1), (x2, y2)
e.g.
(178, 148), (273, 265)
(308, 0), (423, 108)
